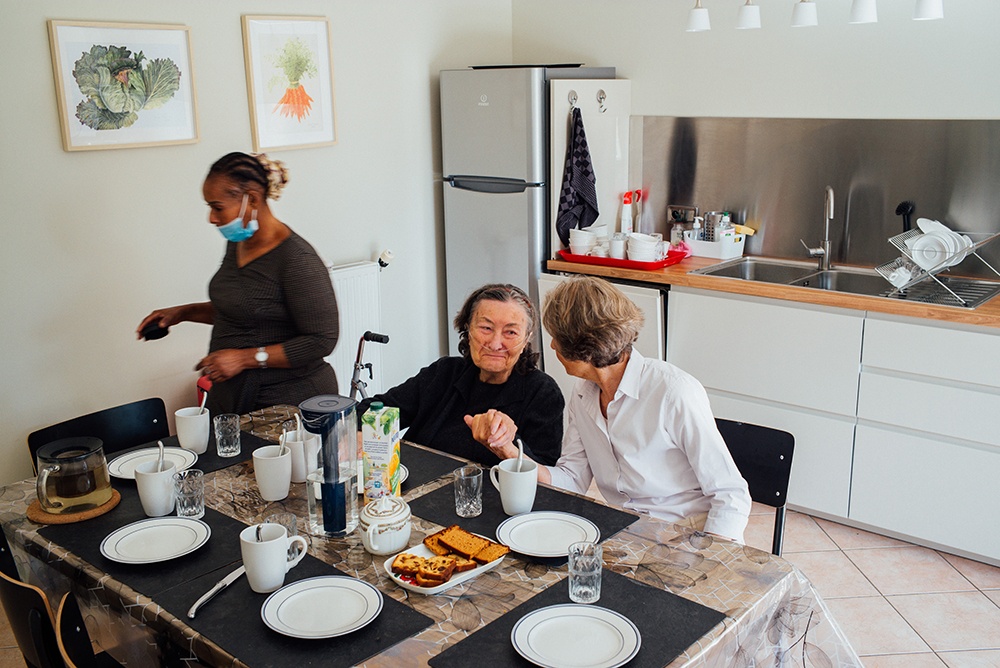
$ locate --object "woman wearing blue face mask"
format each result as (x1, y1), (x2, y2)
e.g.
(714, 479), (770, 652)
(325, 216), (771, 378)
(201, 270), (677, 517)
(136, 152), (340, 416)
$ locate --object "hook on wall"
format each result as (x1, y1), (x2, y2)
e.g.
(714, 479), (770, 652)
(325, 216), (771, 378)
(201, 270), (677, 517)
(568, 90), (578, 109)
(597, 89), (607, 113)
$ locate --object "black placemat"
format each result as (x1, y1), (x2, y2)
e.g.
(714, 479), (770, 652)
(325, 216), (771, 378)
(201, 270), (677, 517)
(111, 431), (266, 476)
(156, 554), (434, 668)
(38, 486), (245, 596)
(407, 480), (640, 566)
(429, 568), (726, 668)
(400, 442), (463, 493)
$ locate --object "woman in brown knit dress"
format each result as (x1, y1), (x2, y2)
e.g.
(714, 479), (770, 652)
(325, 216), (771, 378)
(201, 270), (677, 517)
(137, 153), (339, 416)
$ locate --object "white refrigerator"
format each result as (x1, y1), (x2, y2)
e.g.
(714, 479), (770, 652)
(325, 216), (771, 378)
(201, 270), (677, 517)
(439, 65), (615, 353)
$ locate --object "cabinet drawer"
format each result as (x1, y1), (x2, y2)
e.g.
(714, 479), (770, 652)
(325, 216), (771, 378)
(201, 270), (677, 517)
(863, 315), (1000, 389)
(708, 392), (855, 518)
(852, 424), (1000, 561)
(858, 370), (1000, 447)
(668, 288), (864, 417)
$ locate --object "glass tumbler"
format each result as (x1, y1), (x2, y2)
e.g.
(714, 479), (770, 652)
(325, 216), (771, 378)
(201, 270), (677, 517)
(174, 469), (205, 519)
(453, 465), (483, 518)
(568, 541), (603, 604)
(214, 413), (241, 457)
(265, 511), (302, 558)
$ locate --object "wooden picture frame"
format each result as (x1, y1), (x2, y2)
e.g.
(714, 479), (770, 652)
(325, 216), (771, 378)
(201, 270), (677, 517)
(47, 20), (200, 152)
(242, 16), (337, 152)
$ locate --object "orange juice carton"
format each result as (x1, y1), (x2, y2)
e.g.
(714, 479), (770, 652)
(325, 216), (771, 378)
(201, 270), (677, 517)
(360, 402), (401, 501)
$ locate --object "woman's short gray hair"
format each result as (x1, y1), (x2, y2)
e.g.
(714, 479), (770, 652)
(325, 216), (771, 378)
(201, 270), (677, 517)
(542, 276), (643, 368)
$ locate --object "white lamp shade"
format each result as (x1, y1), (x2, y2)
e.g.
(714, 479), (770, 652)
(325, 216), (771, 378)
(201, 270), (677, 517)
(914, 0), (943, 20)
(791, 2), (818, 27)
(736, 4), (761, 29)
(849, 0), (878, 24)
(686, 6), (711, 32)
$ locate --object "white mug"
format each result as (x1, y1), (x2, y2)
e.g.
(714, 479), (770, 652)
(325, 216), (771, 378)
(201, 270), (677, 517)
(239, 524), (308, 593)
(175, 408), (210, 455)
(609, 237), (627, 259)
(283, 430), (321, 484)
(490, 459), (538, 516)
(253, 445), (292, 502)
(134, 460), (177, 517)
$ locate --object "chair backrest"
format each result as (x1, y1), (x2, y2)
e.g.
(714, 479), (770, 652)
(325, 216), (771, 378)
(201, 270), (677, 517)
(0, 572), (64, 668)
(57, 592), (115, 668)
(27, 398), (170, 473)
(1, 529), (19, 581)
(715, 418), (794, 510)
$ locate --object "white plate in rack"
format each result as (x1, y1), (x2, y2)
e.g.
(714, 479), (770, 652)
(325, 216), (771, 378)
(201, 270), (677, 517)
(496, 511), (600, 558)
(261, 576), (382, 639)
(511, 604), (641, 668)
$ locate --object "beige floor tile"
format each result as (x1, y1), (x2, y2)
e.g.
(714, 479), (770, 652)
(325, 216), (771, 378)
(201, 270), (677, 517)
(846, 546), (975, 595)
(984, 590), (1000, 608)
(889, 592), (1000, 652)
(813, 517), (912, 550)
(862, 654), (946, 667)
(744, 511), (836, 554)
(938, 649), (1000, 667)
(825, 596), (930, 655)
(0, 648), (26, 668)
(750, 501), (773, 515)
(940, 553), (1000, 591)
(0, 603), (14, 649)
(785, 550), (879, 598)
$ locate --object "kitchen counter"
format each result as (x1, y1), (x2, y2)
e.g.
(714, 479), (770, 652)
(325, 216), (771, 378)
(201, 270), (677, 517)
(547, 257), (1000, 329)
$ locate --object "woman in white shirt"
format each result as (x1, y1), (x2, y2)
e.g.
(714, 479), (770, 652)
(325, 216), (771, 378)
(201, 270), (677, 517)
(487, 275), (751, 542)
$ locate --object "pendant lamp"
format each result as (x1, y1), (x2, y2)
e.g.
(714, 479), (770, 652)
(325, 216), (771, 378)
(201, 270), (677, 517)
(736, 0), (761, 29)
(791, 0), (818, 27)
(914, 0), (943, 20)
(849, 0), (878, 24)
(687, 0), (711, 32)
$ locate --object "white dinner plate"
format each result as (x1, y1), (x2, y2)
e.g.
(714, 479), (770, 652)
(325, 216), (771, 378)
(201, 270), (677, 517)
(496, 511), (600, 558)
(909, 233), (950, 271)
(261, 576), (383, 639)
(399, 464), (409, 484)
(100, 517), (211, 564)
(511, 604), (641, 668)
(108, 447), (198, 480)
(382, 533), (506, 595)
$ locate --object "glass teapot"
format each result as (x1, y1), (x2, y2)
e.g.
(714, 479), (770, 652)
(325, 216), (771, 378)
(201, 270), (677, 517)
(36, 437), (113, 514)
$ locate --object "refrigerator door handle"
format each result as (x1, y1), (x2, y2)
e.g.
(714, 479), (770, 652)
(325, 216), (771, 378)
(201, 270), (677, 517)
(445, 176), (543, 194)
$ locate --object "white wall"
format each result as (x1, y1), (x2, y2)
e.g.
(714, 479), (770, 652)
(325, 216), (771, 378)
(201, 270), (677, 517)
(512, 0), (1000, 119)
(0, 0), (512, 485)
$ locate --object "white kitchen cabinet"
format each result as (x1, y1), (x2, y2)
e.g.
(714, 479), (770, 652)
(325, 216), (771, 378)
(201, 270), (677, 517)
(667, 287), (864, 517)
(852, 424), (1000, 560)
(666, 288), (864, 417)
(707, 392), (856, 517)
(538, 273), (664, 404)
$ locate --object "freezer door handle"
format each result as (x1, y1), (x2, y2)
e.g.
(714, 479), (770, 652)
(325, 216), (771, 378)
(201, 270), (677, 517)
(445, 176), (543, 194)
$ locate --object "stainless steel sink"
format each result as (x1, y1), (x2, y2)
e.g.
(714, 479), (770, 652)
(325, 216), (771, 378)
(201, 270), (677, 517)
(691, 256), (1000, 308)
(692, 257), (818, 284)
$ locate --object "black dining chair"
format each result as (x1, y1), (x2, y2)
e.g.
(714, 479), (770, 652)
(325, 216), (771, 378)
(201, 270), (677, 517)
(715, 418), (795, 557)
(1, 529), (19, 581)
(27, 398), (170, 474)
(56, 593), (123, 668)
(0, 569), (64, 668)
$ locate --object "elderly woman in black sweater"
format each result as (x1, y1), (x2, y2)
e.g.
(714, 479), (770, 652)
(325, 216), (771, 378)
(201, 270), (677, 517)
(362, 284), (564, 467)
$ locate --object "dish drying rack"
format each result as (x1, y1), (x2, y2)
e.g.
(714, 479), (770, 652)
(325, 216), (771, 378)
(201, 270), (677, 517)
(875, 229), (1000, 307)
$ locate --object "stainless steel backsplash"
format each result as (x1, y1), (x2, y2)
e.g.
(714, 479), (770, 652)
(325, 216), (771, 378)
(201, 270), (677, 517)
(632, 116), (1000, 277)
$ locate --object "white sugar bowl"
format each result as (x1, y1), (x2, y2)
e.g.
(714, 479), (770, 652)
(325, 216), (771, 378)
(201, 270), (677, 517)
(359, 496), (412, 555)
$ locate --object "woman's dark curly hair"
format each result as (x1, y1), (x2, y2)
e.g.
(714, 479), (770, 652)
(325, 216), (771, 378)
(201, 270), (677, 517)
(453, 284), (539, 375)
(206, 152), (288, 200)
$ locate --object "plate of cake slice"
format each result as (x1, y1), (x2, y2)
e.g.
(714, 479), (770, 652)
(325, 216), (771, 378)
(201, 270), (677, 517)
(384, 524), (510, 595)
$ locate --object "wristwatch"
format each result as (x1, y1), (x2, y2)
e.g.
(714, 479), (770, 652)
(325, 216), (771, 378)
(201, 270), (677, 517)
(254, 347), (269, 369)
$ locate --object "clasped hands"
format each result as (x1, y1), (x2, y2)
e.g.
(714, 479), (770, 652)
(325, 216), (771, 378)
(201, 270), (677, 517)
(464, 409), (520, 459)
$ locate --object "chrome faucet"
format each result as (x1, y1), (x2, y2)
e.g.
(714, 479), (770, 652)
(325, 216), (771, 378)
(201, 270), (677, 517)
(801, 186), (834, 271)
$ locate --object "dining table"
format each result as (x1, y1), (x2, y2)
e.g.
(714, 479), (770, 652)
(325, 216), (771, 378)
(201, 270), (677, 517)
(0, 404), (863, 668)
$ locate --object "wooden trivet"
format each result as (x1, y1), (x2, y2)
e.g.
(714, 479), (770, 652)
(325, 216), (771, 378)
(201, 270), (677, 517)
(27, 489), (121, 525)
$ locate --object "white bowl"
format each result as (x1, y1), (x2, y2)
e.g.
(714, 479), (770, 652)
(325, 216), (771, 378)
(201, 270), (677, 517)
(570, 228), (597, 239)
(569, 243), (595, 256)
(582, 225), (608, 240)
(629, 233), (657, 243)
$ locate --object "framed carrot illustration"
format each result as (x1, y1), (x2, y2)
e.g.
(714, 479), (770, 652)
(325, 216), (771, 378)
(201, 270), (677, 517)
(242, 16), (337, 152)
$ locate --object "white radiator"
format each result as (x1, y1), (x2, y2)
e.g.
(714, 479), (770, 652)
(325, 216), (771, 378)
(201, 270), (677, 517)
(326, 261), (383, 398)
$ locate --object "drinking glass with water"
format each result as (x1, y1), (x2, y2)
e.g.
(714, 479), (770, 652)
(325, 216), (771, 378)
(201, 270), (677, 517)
(568, 541), (602, 604)
(453, 466), (483, 518)
(174, 469), (205, 519)
(214, 414), (241, 457)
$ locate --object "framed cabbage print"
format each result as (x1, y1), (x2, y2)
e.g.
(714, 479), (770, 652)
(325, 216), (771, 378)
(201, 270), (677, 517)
(47, 20), (200, 152)
(242, 16), (337, 152)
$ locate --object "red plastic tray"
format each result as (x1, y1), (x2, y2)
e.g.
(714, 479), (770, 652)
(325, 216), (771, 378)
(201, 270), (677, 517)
(556, 249), (687, 271)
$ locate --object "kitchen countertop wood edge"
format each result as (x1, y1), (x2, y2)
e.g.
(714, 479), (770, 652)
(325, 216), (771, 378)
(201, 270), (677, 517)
(547, 258), (1000, 330)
